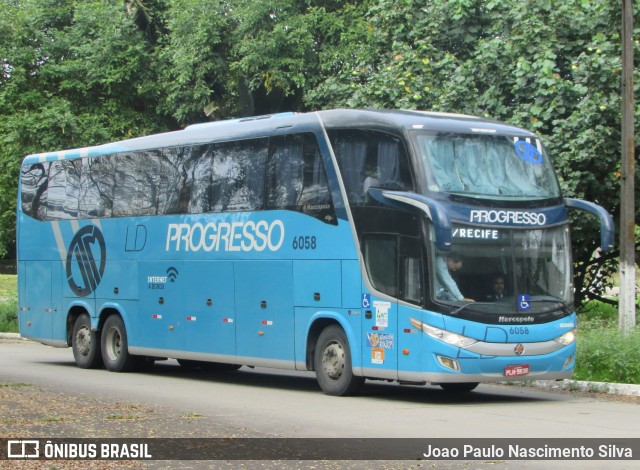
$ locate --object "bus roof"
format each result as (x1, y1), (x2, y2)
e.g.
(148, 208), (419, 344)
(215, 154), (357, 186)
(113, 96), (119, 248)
(22, 109), (536, 164)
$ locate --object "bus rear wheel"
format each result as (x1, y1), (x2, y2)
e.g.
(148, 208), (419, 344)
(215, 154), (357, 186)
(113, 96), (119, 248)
(71, 314), (103, 369)
(439, 382), (479, 394)
(314, 325), (364, 396)
(101, 315), (136, 372)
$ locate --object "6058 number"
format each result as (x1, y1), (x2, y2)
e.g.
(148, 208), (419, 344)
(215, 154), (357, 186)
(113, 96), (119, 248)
(292, 235), (317, 250)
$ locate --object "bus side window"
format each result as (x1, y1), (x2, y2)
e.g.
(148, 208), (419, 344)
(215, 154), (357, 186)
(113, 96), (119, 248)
(399, 236), (423, 305)
(158, 147), (183, 215)
(189, 145), (215, 213)
(363, 234), (398, 297)
(331, 133), (367, 204)
(330, 130), (413, 206)
(267, 133), (336, 223)
(160, 145), (214, 215)
(267, 135), (304, 210)
(20, 163), (50, 220)
(362, 234), (424, 304)
(47, 159), (81, 220)
(299, 135), (334, 210)
(80, 156), (115, 218)
(211, 138), (268, 212)
(112, 151), (162, 217)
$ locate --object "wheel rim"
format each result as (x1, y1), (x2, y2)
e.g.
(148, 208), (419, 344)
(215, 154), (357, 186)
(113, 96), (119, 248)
(321, 340), (345, 380)
(105, 327), (122, 362)
(75, 326), (92, 357)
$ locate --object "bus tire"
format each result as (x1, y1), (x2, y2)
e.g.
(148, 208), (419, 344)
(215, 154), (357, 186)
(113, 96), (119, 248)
(439, 382), (479, 394)
(71, 314), (103, 369)
(101, 315), (136, 372)
(314, 325), (364, 396)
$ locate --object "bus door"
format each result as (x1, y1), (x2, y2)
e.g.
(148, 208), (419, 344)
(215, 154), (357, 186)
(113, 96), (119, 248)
(181, 261), (236, 357)
(360, 234), (400, 377)
(361, 233), (425, 378)
(235, 260), (294, 362)
(396, 236), (426, 379)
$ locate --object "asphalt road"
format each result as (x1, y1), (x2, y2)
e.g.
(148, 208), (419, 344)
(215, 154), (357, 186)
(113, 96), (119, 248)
(1, 338), (639, 469)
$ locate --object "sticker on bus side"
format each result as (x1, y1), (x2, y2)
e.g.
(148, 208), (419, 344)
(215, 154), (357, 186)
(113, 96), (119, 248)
(514, 141), (543, 165)
(66, 225), (106, 297)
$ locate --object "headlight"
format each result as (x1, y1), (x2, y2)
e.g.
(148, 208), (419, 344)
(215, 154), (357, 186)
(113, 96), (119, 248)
(410, 318), (478, 348)
(554, 329), (576, 346)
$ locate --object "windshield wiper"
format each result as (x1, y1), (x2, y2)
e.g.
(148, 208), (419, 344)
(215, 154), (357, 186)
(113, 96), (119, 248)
(450, 301), (483, 316)
(527, 298), (573, 314)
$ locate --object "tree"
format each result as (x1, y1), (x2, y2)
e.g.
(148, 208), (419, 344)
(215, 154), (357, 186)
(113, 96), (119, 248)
(304, 0), (639, 306)
(0, 0), (171, 256)
(0, 0), (637, 310)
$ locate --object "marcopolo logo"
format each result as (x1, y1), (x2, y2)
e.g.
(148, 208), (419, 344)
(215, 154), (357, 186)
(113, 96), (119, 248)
(66, 225), (106, 297)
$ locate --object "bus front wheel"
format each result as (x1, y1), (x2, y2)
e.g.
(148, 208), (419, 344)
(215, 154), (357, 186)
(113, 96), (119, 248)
(71, 314), (103, 369)
(314, 325), (364, 396)
(101, 315), (136, 372)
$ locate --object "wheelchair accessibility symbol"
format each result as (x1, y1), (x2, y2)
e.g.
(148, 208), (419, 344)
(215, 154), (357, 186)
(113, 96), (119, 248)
(518, 294), (531, 311)
(362, 293), (371, 309)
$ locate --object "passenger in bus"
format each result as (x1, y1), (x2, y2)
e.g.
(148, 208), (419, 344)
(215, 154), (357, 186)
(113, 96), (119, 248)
(435, 253), (474, 302)
(486, 274), (506, 301)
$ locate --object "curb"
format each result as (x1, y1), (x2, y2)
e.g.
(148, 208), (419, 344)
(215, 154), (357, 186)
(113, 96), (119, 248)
(512, 379), (640, 397)
(2, 333), (639, 397)
(0, 332), (23, 340)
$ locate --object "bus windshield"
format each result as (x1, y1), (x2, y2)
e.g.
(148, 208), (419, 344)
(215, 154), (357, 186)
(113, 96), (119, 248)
(432, 224), (573, 316)
(414, 132), (561, 200)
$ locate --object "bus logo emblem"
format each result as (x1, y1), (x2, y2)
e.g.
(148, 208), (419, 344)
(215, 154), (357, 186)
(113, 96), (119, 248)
(66, 225), (106, 297)
(514, 141), (543, 166)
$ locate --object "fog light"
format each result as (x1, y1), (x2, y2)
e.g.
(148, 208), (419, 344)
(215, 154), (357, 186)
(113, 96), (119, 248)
(437, 355), (461, 372)
(563, 355), (574, 369)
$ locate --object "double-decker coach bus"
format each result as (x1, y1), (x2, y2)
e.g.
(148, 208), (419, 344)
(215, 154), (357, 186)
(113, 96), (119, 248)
(17, 109), (614, 395)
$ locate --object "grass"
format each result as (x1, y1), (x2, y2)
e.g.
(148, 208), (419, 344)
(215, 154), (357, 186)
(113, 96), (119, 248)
(0, 273), (17, 298)
(1, 273), (637, 384)
(105, 414), (143, 420)
(0, 382), (31, 388)
(575, 300), (640, 384)
(0, 274), (17, 333)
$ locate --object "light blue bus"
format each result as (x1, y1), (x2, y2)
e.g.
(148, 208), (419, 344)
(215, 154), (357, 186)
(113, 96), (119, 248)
(17, 109), (614, 395)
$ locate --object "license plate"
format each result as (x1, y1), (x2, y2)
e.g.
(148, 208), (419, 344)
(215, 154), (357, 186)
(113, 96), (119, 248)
(504, 364), (530, 377)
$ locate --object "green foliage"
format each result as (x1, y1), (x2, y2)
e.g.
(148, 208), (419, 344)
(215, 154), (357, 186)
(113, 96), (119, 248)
(0, 299), (18, 333)
(0, 0), (174, 256)
(0, 0), (637, 308)
(156, 0), (233, 122)
(576, 301), (640, 384)
(575, 325), (640, 384)
(306, 0), (639, 304)
(0, 275), (17, 332)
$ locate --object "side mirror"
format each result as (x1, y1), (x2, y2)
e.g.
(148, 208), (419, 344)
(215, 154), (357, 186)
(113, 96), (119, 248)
(564, 198), (615, 252)
(367, 189), (452, 251)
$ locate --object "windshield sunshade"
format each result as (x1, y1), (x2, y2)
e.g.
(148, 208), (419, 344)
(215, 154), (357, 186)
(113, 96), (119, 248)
(415, 133), (561, 200)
